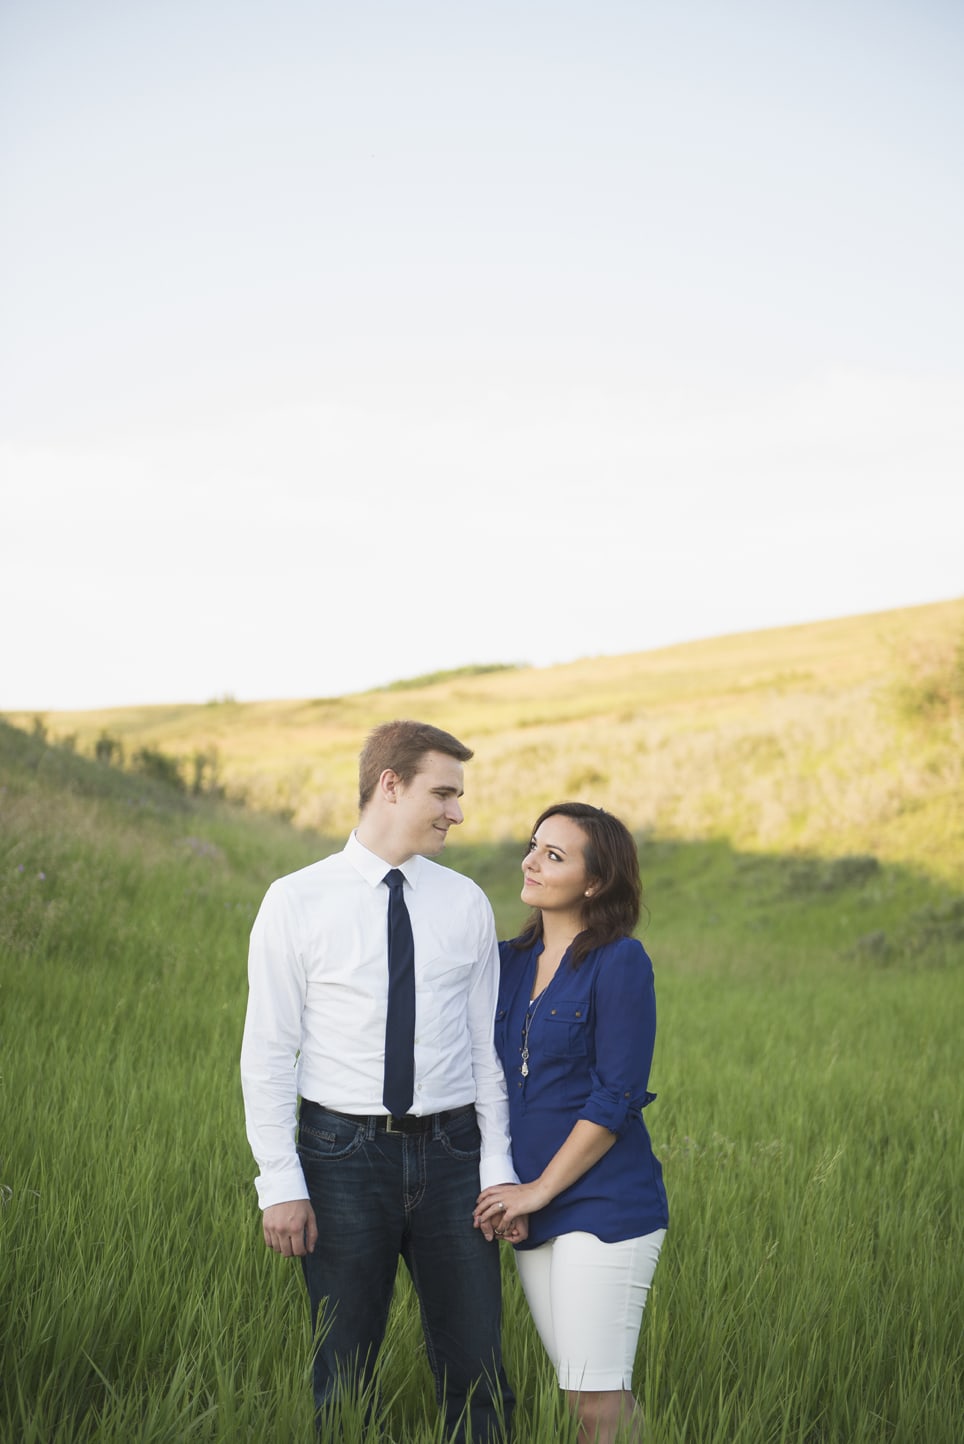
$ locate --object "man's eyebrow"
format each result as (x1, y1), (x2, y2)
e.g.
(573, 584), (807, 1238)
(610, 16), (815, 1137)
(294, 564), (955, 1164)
(433, 785), (464, 797)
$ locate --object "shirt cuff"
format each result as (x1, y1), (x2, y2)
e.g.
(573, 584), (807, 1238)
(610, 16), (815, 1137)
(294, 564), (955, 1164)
(254, 1165), (310, 1211)
(479, 1152), (520, 1190)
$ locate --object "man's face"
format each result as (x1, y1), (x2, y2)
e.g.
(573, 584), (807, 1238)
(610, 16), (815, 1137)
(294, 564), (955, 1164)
(393, 750), (465, 858)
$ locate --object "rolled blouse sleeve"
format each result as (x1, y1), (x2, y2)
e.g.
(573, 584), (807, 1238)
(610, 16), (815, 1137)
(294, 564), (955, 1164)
(579, 938), (657, 1136)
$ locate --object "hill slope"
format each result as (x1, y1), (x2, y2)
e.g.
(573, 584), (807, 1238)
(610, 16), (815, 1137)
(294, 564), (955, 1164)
(8, 597), (963, 878)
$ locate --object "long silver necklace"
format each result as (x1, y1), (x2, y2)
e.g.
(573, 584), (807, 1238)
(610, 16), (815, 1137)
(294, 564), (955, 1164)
(520, 989), (547, 1078)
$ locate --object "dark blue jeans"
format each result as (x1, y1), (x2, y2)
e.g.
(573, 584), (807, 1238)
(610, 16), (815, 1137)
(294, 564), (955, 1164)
(297, 1101), (513, 1442)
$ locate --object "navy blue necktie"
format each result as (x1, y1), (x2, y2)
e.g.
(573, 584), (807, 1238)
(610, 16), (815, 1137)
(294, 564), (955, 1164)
(382, 868), (416, 1117)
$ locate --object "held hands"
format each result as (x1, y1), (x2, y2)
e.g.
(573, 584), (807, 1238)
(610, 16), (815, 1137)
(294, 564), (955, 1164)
(474, 1181), (547, 1242)
(483, 1210), (528, 1244)
(262, 1199), (318, 1257)
(475, 1122), (614, 1245)
(474, 1192), (528, 1244)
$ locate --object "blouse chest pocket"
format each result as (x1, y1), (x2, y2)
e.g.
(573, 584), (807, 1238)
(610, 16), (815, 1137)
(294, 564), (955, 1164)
(541, 999), (590, 1058)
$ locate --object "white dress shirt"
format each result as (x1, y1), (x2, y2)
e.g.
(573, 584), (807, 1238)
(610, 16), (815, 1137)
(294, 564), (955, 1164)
(240, 831), (517, 1208)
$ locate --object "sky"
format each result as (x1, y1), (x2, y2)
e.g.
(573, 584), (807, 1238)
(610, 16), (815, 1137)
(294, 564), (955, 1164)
(2, 0), (962, 712)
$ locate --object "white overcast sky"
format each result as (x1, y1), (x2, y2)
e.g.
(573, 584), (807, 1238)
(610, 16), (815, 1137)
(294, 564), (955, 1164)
(1, 0), (961, 711)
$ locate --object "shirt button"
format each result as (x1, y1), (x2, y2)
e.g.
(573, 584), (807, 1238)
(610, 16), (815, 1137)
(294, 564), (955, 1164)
(550, 1009), (557, 1015)
(575, 1010), (582, 1017)
(624, 1091), (631, 1098)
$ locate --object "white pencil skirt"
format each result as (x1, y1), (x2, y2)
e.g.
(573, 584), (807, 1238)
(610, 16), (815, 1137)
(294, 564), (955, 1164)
(514, 1228), (666, 1392)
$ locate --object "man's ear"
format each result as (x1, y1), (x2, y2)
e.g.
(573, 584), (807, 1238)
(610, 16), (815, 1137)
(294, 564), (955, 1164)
(379, 768), (401, 803)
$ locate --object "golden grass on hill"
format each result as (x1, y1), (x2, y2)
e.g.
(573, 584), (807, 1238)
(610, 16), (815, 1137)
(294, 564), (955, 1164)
(9, 598), (963, 881)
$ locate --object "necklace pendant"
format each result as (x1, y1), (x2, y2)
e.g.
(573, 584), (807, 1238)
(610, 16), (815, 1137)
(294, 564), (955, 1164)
(521, 1061), (529, 1077)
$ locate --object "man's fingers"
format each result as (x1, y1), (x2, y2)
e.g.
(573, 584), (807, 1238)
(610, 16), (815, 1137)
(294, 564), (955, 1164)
(264, 1227), (308, 1256)
(305, 1206), (319, 1252)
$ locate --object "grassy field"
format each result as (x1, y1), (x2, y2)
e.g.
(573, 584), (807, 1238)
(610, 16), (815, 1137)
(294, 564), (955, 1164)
(2, 602), (962, 1441)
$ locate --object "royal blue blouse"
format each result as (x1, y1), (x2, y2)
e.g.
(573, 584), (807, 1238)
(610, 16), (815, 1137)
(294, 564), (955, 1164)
(496, 934), (668, 1249)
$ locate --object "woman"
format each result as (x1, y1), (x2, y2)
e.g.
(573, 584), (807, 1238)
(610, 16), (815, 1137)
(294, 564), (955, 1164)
(474, 803), (668, 1444)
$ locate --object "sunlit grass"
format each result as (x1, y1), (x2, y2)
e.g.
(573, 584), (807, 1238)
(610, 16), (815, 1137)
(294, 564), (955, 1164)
(2, 717), (962, 1441)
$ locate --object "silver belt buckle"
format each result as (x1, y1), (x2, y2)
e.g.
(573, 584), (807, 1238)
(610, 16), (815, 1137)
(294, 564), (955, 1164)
(384, 1114), (396, 1133)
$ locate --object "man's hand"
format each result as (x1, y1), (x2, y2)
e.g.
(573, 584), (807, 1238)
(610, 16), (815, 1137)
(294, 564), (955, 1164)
(498, 1213), (529, 1244)
(474, 1180), (547, 1239)
(474, 1182), (531, 1244)
(262, 1199), (318, 1257)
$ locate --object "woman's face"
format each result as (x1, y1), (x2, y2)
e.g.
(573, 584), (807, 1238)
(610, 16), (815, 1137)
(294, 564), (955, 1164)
(521, 814), (596, 918)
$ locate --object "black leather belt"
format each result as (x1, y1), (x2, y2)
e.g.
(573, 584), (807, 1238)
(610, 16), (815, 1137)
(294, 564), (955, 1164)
(310, 1104), (473, 1135)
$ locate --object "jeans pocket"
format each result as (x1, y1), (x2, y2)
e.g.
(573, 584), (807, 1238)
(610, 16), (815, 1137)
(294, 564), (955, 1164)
(438, 1110), (482, 1162)
(297, 1113), (366, 1162)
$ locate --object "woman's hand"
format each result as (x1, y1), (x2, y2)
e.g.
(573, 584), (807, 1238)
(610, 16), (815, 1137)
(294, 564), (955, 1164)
(475, 1120), (618, 1242)
(474, 1180), (548, 1237)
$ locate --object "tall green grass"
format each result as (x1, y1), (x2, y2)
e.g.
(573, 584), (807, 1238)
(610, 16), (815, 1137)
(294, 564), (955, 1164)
(1, 722), (961, 1441)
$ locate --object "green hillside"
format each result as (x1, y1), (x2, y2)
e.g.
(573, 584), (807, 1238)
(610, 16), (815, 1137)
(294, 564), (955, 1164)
(10, 596), (964, 879)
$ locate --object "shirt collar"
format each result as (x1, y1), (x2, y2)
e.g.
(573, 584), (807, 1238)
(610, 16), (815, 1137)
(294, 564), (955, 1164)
(345, 829), (421, 889)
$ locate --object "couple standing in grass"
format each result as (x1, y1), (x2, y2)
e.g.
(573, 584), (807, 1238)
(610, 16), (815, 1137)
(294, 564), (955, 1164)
(240, 720), (668, 1443)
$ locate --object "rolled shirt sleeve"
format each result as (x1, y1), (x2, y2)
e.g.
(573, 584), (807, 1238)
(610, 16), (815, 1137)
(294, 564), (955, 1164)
(578, 940), (657, 1137)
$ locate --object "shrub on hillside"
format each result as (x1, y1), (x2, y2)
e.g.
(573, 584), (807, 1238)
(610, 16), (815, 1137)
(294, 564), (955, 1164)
(132, 746), (185, 791)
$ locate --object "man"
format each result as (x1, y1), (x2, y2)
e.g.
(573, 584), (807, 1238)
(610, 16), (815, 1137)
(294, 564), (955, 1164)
(240, 720), (521, 1440)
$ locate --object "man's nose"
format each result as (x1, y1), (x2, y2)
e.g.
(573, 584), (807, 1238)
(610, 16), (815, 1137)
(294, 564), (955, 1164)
(447, 799), (464, 825)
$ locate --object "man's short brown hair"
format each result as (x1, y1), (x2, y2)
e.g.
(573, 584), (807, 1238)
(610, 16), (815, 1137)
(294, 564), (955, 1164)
(358, 720), (474, 811)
